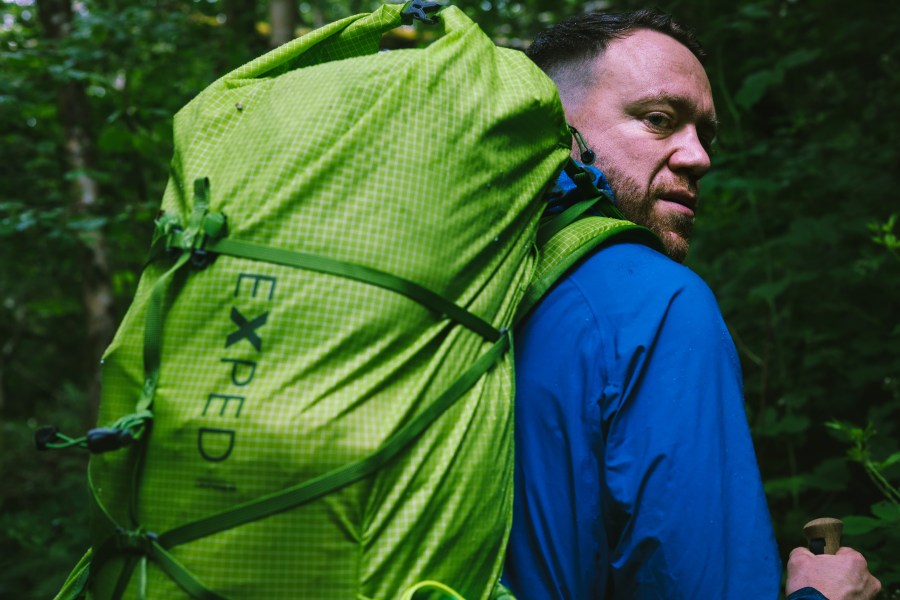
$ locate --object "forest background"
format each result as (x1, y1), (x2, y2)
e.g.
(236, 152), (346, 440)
(1, 0), (898, 597)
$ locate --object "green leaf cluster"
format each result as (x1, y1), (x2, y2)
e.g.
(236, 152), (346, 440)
(683, 0), (900, 589)
(2, 0), (899, 596)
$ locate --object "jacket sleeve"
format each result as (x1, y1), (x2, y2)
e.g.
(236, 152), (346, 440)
(505, 243), (782, 599)
(596, 245), (781, 597)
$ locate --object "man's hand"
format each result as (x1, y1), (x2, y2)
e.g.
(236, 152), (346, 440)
(786, 546), (881, 599)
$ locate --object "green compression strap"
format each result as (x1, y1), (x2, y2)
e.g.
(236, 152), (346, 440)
(140, 178), (214, 415)
(124, 181), (213, 526)
(159, 233), (501, 343)
(151, 542), (226, 600)
(91, 177), (508, 596)
(139, 236), (190, 411)
(158, 330), (510, 550)
(52, 549), (92, 600)
(111, 556), (137, 600)
(516, 217), (662, 326)
(79, 179), (228, 599)
(90, 535), (226, 600)
(401, 580), (465, 600)
(85, 332), (510, 597)
(127, 250), (190, 528)
(536, 196), (599, 248)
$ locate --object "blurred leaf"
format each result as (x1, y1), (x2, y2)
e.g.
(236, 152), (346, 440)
(97, 125), (134, 153)
(871, 501), (900, 524)
(877, 452), (900, 471)
(748, 279), (791, 304)
(841, 515), (883, 535)
(765, 458), (848, 495)
(67, 216), (108, 232)
(736, 69), (784, 110)
(4, 0), (900, 595)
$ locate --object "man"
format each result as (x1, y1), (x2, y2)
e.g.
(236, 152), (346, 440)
(504, 10), (881, 599)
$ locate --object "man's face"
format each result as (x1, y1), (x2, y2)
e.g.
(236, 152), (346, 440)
(563, 29), (717, 263)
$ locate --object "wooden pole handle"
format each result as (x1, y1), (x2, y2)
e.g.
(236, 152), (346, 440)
(803, 517), (843, 555)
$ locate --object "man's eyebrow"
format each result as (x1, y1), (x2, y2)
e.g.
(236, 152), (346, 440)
(632, 92), (719, 135)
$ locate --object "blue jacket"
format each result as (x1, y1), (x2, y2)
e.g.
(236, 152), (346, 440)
(504, 237), (783, 598)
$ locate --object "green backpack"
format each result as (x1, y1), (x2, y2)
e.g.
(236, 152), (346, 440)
(45, 3), (658, 599)
(49, 3), (567, 598)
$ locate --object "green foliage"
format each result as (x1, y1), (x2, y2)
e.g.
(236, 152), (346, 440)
(870, 213), (900, 264)
(0, 399), (90, 598)
(3, 0), (899, 596)
(1, 1), (257, 596)
(686, 0), (900, 592)
(827, 419), (900, 589)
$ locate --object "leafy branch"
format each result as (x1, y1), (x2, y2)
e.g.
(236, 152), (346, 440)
(826, 420), (900, 506)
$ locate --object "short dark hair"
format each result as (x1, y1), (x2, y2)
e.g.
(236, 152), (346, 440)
(527, 8), (706, 78)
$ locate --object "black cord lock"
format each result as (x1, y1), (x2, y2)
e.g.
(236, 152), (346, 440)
(569, 125), (596, 165)
(34, 426), (61, 451)
(86, 427), (135, 453)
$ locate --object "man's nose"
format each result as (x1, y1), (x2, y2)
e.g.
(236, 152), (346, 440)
(669, 126), (711, 180)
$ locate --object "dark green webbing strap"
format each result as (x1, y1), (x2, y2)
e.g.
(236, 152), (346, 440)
(122, 250), (190, 527)
(140, 178), (218, 414)
(77, 179), (231, 599)
(90, 534), (226, 600)
(155, 234), (502, 343)
(52, 549), (92, 600)
(138, 250), (190, 413)
(158, 330), (510, 549)
(150, 543), (226, 600)
(117, 179), (217, 528)
(516, 217), (662, 326)
(135, 178), (216, 428)
(111, 556), (138, 600)
(84, 175), (510, 597)
(536, 196), (599, 247)
(85, 332), (510, 599)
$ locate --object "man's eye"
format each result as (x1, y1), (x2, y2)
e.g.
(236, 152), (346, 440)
(645, 113), (673, 129)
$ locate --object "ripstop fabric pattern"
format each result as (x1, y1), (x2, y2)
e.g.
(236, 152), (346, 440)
(87, 4), (570, 599)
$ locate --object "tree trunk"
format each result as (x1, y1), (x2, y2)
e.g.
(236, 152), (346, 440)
(37, 0), (116, 425)
(269, 0), (298, 48)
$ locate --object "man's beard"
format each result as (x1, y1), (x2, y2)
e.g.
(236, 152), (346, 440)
(602, 166), (694, 263)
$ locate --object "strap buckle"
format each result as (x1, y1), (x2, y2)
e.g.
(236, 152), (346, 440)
(154, 210), (227, 269)
(402, 1), (442, 25)
(115, 527), (160, 555)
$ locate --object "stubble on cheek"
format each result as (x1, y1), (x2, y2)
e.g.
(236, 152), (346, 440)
(602, 166), (693, 263)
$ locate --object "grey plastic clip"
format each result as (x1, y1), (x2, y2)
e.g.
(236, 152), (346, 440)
(402, 1), (442, 25)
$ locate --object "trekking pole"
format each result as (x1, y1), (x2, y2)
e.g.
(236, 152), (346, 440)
(803, 517), (843, 555)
